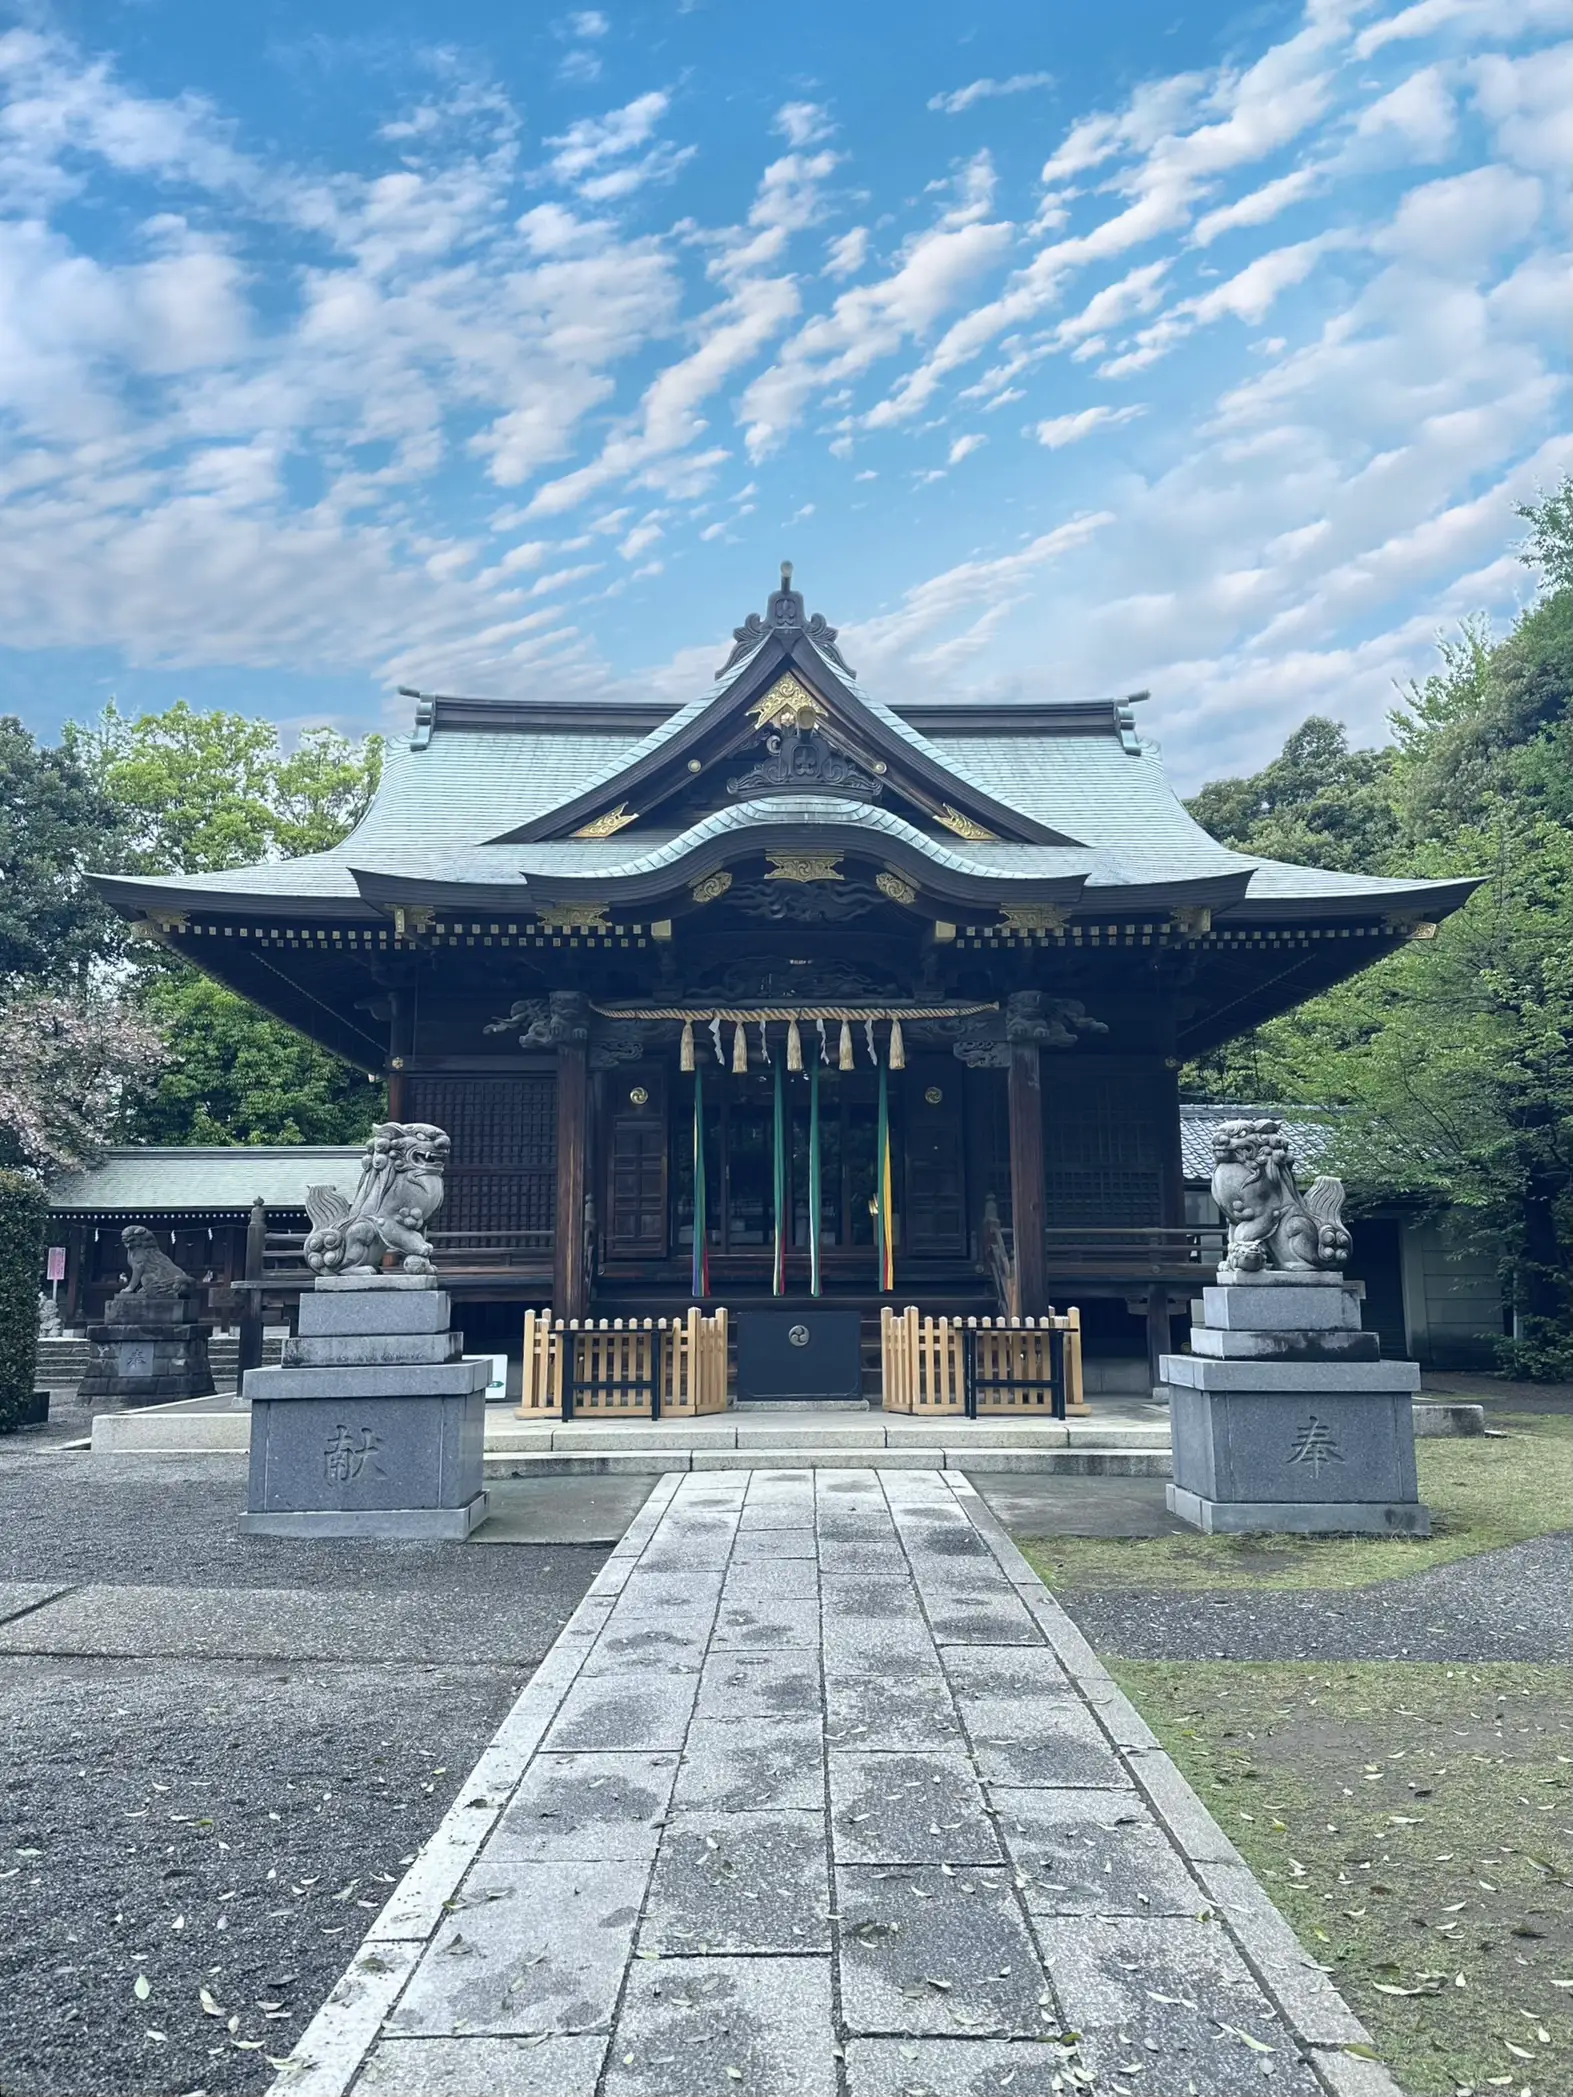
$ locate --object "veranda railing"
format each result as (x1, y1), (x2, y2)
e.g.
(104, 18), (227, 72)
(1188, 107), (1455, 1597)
(519, 1308), (729, 1420)
(880, 1306), (1087, 1419)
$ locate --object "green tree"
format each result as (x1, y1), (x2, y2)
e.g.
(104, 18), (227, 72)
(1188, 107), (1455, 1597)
(71, 702), (387, 1146)
(72, 703), (383, 872)
(1185, 480), (1572, 1378)
(1185, 716), (1399, 875)
(122, 974), (382, 1146)
(0, 1168), (48, 1430)
(0, 716), (128, 989)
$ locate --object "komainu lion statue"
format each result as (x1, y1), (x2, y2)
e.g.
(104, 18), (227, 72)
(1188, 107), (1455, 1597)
(117, 1225), (196, 1297)
(1210, 1117), (1352, 1276)
(303, 1122), (451, 1275)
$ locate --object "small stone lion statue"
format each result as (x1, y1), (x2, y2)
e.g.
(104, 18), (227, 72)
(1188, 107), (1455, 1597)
(1210, 1118), (1352, 1276)
(303, 1122), (451, 1275)
(117, 1224), (197, 1297)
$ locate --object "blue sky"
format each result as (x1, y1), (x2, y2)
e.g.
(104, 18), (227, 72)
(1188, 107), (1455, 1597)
(1, 0), (1567, 786)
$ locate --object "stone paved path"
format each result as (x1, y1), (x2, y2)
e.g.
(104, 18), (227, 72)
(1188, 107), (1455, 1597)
(276, 1471), (1395, 2097)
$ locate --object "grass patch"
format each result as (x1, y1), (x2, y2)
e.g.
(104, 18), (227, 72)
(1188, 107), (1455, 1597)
(1020, 1409), (1572, 1593)
(1108, 1659), (1573, 2097)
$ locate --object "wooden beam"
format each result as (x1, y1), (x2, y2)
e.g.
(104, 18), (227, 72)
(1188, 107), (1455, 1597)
(1007, 1043), (1048, 1317)
(554, 1043), (590, 1319)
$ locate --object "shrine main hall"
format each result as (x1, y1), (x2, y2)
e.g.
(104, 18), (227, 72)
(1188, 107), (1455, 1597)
(95, 568), (1474, 1385)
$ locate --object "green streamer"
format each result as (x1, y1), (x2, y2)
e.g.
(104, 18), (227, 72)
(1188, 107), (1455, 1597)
(808, 1056), (822, 1297)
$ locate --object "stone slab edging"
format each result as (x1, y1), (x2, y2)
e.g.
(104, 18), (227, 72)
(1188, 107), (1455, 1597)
(263, 1470), (684, 2097)
(948, 1473), (1402, 2097)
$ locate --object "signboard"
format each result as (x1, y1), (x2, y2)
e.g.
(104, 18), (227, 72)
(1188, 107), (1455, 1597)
(485, 1354), (510, 1403)
(45, 1246), (67, 1284)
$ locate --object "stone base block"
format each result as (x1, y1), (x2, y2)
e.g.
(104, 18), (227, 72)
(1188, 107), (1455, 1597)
(241, 1492), (489, 1541)
(1168, 1384), (1422, 1506)
(1190, 1326), (1380, 1362)
(1167, 1483), (1431, 1536)
(1413, 1401), (1486, 1437)
(79, 1326), (216, 1405)
(247, 1387), (486, 1531)
(297, 1288), (453, 1338)
(1199, 1282), (1362, 1331)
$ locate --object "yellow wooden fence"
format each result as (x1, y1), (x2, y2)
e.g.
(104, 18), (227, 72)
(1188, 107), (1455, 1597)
(519, 1308), (729, 1419)
(880, 1306), (1087, 1417)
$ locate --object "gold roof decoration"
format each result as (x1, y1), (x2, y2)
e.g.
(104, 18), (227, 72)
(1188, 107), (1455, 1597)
(935, 804), (996, 842)
(876, 870), (918, 906)
(748, 671), (826, 734)
(534, 900), (612, 932)
(998, 902), (1069, 936)
(571, 803), (637, 839)
(765, 853), (843, 884)
(689, 870), (733, 904)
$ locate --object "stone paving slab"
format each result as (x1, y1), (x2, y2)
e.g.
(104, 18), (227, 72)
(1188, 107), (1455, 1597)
(268, 1466), (1401, 2097)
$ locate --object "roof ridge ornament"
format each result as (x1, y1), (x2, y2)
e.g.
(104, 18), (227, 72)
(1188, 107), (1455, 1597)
(715, 561), (856, 680)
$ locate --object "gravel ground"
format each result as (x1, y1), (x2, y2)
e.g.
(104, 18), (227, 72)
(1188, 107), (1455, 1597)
(0, 1444), (609, 2097)
(1060, 1530), (1573, 1662)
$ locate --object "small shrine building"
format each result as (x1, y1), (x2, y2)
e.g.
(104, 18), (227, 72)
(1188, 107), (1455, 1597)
(93, 568), (1476, 1381)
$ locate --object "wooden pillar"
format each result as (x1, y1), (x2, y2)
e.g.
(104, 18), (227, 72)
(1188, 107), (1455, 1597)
(237, 1197), (266, 1379)
(1145, 1287), (1172, 1394)
(386, 989), (413, 1121)
(554, 1042), (590, 1319)
(1007, 1044), (1048, 1317)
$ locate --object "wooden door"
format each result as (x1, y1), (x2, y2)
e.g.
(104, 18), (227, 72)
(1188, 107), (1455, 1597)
(903, 1064), (966, 1256)
(605, 1072), (669, 1258)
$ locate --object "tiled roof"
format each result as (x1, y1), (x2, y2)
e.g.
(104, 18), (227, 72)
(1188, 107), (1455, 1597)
(48, 1146), (363, 1214)
(1179, 1104), (1335, 1183)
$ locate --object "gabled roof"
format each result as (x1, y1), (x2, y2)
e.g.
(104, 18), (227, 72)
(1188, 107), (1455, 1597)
(88, 564), (1482, 931)
(495, 565), (1078, 849)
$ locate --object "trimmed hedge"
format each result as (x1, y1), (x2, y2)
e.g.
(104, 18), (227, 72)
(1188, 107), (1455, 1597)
(0, 1169), (48, 1430)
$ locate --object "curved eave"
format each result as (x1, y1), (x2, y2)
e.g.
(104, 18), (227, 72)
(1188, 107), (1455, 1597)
(1229, 869), (1483, 924)
(347, 798), (1256, 916)
(91, 872), (382, 923)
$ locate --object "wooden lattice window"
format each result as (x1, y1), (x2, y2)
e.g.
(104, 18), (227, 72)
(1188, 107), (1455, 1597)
(406, 1075), (556, 1237)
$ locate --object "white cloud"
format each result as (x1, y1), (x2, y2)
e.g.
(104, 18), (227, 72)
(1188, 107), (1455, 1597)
(0, 2), (1566, 778)
(1354, 65), (1457, 158)
(823, 226), (868, 278)
(1033, 403), (1145, 448)
(1376, 164), (1543, 269)
(1192, 167), (1322, 245)
(775, 101), (832, 147)
(1470, 43), (1573, 176)
(928, 74), (1054, 117)
(543, 91), (693, 199)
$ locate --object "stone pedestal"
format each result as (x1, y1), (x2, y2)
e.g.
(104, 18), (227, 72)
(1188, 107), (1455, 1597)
(242, 1275), (488, 1541)
(1162, 1274), (1430, 1535)
(79, 1292), (215, 1406)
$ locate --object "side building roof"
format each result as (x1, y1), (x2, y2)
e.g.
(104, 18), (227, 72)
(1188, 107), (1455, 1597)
(48, 1146), (363, 1217)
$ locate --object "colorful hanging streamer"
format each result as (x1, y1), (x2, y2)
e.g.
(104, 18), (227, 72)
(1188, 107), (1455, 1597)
(771, 1055), (787, 1297)
(691, 1063), (709, 1297)
(808, 1055), (822, 1298)
(875, 1055), (894, 1293)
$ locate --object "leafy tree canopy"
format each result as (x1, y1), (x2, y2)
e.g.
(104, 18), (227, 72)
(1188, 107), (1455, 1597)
(1184, 479), (1572, 1378)
(4, 701), (387, 1151)
(69, 702), (382, 873)
(0, 715), (128, 990)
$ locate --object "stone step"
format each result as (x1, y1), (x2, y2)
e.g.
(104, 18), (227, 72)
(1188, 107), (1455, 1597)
(480, 1447), (1175, 1477)
(85, 1401), (1171, 1461)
